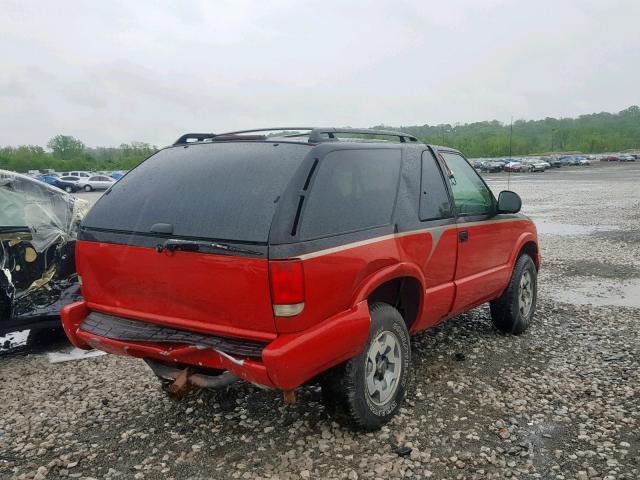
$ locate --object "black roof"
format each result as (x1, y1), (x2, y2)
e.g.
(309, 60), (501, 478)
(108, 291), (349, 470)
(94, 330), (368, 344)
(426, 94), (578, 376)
(173, 128), (420, 146)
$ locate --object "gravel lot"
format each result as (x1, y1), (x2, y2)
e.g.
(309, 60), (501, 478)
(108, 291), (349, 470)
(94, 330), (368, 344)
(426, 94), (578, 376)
(1, 163), (639, 480)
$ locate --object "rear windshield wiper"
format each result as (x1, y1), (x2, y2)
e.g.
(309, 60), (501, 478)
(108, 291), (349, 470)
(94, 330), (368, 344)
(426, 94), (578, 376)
(156, 238), (263, 256)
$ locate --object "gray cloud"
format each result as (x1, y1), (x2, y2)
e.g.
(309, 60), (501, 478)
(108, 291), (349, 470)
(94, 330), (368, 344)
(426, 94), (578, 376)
(1, 0), (638, 147)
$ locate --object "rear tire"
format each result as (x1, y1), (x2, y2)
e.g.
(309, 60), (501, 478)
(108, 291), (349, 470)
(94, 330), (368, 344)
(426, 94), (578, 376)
(64, 186), (73, 193)
(84, 185), (92, 192)
(320, 302), (411, 431)
(490, 254), (537, 334)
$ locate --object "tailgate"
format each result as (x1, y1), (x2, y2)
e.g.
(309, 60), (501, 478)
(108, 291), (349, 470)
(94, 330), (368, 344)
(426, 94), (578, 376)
(77, 240), (276, 340)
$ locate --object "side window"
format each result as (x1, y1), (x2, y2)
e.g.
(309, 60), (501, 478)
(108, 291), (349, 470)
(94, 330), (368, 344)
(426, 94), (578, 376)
(440, 152), (494, 215)
(420, 151), (453, 221)
(300, 149), (401, 240)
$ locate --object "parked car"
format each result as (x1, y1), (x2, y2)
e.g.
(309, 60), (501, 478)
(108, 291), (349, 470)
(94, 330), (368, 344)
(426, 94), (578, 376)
(57, 176), (84, 192)
(1, 170), (88, 335)
(111, 171), (125, 180)
(77, 175), (116, 191)
(504, 161), (523, 172)
(524, 160), (547, 172)
(549, 157), (563, 168)
(559, 156), (577, 166)
(577, 158), (591, 166)
(35, 174), (59, 185)
(619, 155), (636, 162)
(481, 161), (504, 173)
(600, 155), (618, 162)
(61, 128), (540, 430)
(61, 171), (92, 178)
(538, 157), (552, 169)
(37, 174), (82, 193)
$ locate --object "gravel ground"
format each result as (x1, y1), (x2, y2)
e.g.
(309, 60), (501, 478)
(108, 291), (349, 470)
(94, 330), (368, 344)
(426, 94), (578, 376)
(1, 162), (639, 480)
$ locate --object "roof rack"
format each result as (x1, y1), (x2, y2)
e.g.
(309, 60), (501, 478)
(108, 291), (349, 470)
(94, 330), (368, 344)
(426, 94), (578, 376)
(307, 128), (418, 143)
(173, 133), (216, 145)
(173, 127), (420, 146)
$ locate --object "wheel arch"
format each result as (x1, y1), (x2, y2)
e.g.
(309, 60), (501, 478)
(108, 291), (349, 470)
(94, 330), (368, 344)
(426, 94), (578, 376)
(509, 232), (540, 270)
(352, 263), (425, 331)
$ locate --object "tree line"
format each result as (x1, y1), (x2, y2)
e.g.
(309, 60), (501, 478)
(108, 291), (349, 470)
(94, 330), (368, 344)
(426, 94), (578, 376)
(2, 106), (639, 173)
(0, 135), (158, 173)
(377, 105), (640, 158)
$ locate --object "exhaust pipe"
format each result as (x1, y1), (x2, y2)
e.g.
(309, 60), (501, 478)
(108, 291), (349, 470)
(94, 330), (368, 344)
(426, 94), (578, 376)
(144, 358), (240, 395)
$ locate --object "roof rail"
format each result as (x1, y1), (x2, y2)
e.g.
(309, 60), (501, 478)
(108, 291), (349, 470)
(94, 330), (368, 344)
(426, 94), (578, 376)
(214, 127), (316, 136)
(174, 128), (420, 146)
(308, 128), (418, 143)
(173, 133), (216, 145)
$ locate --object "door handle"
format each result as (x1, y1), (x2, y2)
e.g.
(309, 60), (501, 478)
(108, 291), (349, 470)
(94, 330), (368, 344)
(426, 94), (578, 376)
(459, 230), (469, 242)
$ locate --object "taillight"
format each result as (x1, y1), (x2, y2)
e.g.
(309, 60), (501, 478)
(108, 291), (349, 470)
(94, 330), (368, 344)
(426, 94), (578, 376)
(269, 259), (305, 317)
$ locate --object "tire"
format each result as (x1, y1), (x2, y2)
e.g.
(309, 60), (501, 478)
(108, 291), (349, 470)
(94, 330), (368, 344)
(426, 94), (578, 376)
(84, 185), (92, 192)
(490, 254), (537, 334)
(64, 186), (73, 193)
(320, 302), (411, 431)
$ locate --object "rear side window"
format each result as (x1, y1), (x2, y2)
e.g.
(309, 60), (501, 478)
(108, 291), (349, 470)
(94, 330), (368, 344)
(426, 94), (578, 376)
(82, 142), (310, 243)
(299, 149), (401, 240)
(420, 151), (453, 221)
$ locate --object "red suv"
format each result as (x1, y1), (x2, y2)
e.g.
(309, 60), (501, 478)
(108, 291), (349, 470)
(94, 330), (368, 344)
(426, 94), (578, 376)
(61, 128), (540, 430)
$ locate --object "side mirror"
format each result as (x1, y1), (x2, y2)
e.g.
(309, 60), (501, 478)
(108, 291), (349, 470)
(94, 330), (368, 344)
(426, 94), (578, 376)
(497, 190), (522, 213)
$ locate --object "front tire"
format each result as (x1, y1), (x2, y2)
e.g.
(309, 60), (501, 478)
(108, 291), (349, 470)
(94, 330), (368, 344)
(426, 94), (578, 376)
(84, 185), (92, 192)
(490, 254), (537, 334)
(320, 302), (411, 431)
(64, 186), (73, 193)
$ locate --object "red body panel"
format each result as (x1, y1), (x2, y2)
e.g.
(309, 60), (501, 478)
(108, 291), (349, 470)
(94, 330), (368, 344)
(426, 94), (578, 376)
(263, 300), (370, 390)
(76, 241), (276, 340)
(454, 220), (524, 311)
(63, 217), (538, 391)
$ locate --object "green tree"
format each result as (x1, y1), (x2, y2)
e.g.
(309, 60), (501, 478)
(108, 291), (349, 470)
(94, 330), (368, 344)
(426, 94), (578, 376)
(47, 135), (86, 160)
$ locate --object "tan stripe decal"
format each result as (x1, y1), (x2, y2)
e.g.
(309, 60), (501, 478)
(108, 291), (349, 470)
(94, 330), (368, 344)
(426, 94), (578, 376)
(296, 217), (529, 261)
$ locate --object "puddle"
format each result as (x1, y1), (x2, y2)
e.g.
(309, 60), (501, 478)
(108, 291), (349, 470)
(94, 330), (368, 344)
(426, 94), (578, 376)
(535, 221), (620, 236)
(552, 278), (640, 308)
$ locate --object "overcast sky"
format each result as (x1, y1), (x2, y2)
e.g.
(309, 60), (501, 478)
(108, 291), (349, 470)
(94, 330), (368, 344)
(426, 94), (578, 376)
(1, 0), (639, 147)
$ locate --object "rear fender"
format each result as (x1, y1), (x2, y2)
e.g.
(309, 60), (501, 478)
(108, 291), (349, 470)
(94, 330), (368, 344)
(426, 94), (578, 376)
(351, 262), (425, 311)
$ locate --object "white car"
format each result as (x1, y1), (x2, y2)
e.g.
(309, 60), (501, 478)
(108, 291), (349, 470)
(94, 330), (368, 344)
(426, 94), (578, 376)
(61, 170), (92, 178)
(77, 174), (116, 191)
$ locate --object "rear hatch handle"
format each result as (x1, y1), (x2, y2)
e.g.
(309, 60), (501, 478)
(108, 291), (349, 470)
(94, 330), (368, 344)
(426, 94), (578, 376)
(156, 238), (263, 256)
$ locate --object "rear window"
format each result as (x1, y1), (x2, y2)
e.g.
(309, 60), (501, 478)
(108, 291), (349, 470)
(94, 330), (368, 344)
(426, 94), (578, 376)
(82, 142), (310, 243)
(299, 148), (401, 240)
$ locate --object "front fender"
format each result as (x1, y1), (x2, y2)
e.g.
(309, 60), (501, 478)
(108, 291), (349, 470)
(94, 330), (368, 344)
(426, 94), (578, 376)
(508, 231), (539, 269)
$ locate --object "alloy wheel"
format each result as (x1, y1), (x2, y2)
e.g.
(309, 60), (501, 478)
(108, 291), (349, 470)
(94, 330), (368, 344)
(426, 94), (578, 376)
(365, 331), (402, 405)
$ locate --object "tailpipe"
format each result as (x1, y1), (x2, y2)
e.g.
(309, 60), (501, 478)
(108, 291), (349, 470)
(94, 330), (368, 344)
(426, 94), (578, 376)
(144, 358), (240, 398)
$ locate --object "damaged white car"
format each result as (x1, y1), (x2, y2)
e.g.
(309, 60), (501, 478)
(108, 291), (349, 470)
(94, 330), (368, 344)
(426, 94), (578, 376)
(0, 170), (88, 336)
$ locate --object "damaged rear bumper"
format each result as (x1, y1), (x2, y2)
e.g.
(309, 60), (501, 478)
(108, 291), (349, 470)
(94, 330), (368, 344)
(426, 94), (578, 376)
(61, 300), (371, 391)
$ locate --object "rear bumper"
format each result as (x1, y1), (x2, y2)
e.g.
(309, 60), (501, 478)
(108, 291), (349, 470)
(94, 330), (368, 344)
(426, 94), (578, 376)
(61, 300), (370, 391)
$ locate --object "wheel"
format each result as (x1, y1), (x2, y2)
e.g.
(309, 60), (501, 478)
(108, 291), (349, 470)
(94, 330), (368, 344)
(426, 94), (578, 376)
(84, 185), (92, 192)
(490, 254), (537, 334)
(64, 186), (73, 193)
(320, 302), (411, 431)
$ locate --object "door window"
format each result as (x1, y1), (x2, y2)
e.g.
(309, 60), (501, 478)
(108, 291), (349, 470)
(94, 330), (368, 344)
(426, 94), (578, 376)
(440, 152), (493, 215)
(420, 151), (453, 221)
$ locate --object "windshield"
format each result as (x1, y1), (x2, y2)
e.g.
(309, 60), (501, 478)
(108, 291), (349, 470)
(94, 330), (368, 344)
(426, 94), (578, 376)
(82, 142), (310, 243)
